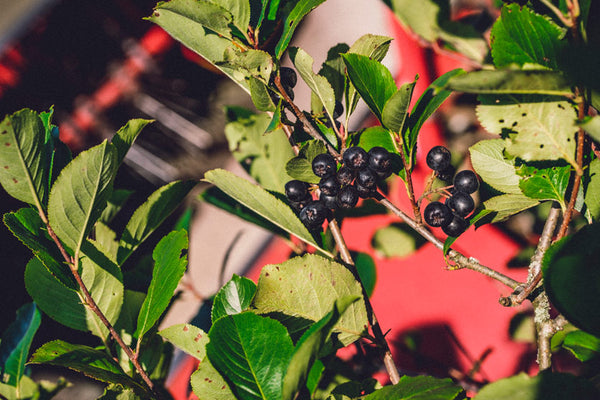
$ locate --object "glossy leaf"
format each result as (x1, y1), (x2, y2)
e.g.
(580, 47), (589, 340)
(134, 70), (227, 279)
(0, 109), (47, 209)
(207, 312), (294, 400)
(469, 139), (521, 194)
(482, 194), (539, 223)
(584, 158), (600, 221)
(275, 0), (327, 58)
(111, 119), (152, 165)
(191, 357), (235, 400)
(135, 230), (188, 339)
(490, 4), (566, 69)
(203, 169), (329, 255)
(365, 375), (463, 400)
(543, 223), (600, 336)
(48, 140), (118, 255)
(117, 180), (196, 264)
(517, 164), (571, 209)
(159, 323), (208, 361)
(354, 252), (376, 298)
(253, 254), (368, 346)
(342, 53), (396, 122)
(0, 303), (41, 386)
(282, 296), (359, 400)
(212, 274), (257, 323)
(382, 80), (416, 133)
(562, 330), (600, 362)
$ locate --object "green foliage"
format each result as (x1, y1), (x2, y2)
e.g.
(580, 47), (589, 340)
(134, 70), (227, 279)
(364, 375), (463, 399)
(158, 324), (208, 361)
(211, 274), (257, 323)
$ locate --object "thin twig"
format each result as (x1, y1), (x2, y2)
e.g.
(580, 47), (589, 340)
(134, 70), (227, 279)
(328, 219), (401, 384)
(396, 141), (422, 223)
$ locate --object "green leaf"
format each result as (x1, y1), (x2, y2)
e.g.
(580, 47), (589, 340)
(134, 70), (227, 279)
(469, 139), (521, 194)
(562, 330), (600, 362)
(249, 77), (276, 112)
(211, 0), (251, 41)
(99, 189), (133, 224)
(0, 375), (68, 400)
(3, 208), (76, 289)
(282, 296), (359, 400)
(224, 111), (295, 193)
(158, 0), (232, 38)
(135, 230), (188, 339)
(342, 53), (396, 122)
(117, 180), (196, 264)
(191, 357), (235, 400)
(207, 312), (294, 400)
(372, 223), (423, 258)
(0, 303), (41, 386)
(275, 0), (327, 58)
(48, 140), (117, 255)
(317, 43), (350, 102)
(159, 323), (208, 361)
(97, 384), (139, 400)
(29, 340), (146, 393)
(111, 119), (152, 165)
(354, 252), (376, 298)
(285, 157), (320, 184)
(473, 372), (599, 399)
(224, 48), (273, 82)
(483, 194), (540, 223)
(490, 4), (566, 69)
(204, 169), (329, 255)
(476, 95), (578, 170)
(543, 223), (600, 336)
(581, 115), (600, 143)
(347, 34), (392, 62)
(0, 109), (48, 209)
(445, 69), (573, 96)
(212, 274), (257, 323)
(330, 378), (380, 398)
(290, 48), (336, 121)
(584, 158), (600, 221)
(252, 254), (368, 346)
(382, 80), (416, 133)
(364, 375), (463, 400)
(517, 164), (571, 209)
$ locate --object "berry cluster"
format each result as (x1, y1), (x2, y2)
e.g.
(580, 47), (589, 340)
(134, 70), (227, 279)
(423, 146), (479, 237)
(285, 146), (393, 231)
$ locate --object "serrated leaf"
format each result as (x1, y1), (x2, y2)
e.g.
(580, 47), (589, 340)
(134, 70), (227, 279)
(365, 375), (463, 400)
(191, 357), (235, 400)
(543, 223), (600, 336)
(476, 95), (578, 169)
(48, 140), (117, 256)
(203, 169), (329, 255)
(29, 340), (146, 393)
(211, 0), (251, 41)
(3, 208), (76, 289)
(584, 158), (600, 221)
(207, 312), (294, 400)
(490, 4), (566, 69)
(0, 303), (41, 386)
(159, 323), (208, 361)
(117, 180), (195, 264)
(249, 77), (276, 112)
(282, 296), (359, 400)
(517, 164), (571, 208)
(469, 139), (521, 194)
(212, 275), (257, 323)
(135, 230), (188, 339)
(372, 223), (422, 258)
(285, 157), (320, 184)
(275, 0), (327, 58)
(342, 53), (396, 122)
(289, 47), (336, 121)
(483, 194), (539, 223)
(253, 254), (368, 346)
(473, 372), (599, 399)
(382, 80), (416, 133)
(562, 330), (600, 362)
(100, 189), (133, 224)
(0, 109), (48, 209)
(445, 69), (572, 96)
(111, 119), (152, 165)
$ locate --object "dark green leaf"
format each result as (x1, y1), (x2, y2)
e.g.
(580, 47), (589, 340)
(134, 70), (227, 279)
(563, 330), (600, 362)
(111, 119), (152, 165)
(330, 378), (380, 398)
(517, 164), (571, 209)
(354, 252), (376, 298)
(117, 180), (196, 264)
(584, 159), (600, 221)
(207, 312), (294, 400)
(190, 356), (235, 400)
(275, 0), (327, 58)
(0, 303), (41, 386)
(99, 189), (134, 224)
(581, 115), (600, 143)
(135, 230), (188, 339)
(212, 274), (257, 323)
(364, 375), (463, 399)
(159, 323), (208, 361)
(382, 80), (416, 133)
(543, 223), (600, 336)
(318, 43), (350, 102)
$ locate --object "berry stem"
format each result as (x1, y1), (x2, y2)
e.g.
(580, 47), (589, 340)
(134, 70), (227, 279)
(396, 138), (422, 223)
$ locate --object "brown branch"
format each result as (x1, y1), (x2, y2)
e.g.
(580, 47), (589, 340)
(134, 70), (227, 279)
(395, 140), (422, 224)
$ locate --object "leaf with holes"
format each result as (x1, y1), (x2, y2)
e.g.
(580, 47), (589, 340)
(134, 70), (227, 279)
(517, 164), (571, 209)
(159, 323), (208, 361)
(212, 274), (257, 323)
(191, 356), (235, 400)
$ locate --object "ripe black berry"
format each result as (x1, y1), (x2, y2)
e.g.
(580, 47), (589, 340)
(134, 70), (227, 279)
(280, 67), (297, 88)
(343, 146), (368, 170)
(356, 167), (377, 190)
(312, 153), (337, 178)
(333, 101), (344, 119)
(368, 147), (392, 172)
(299, 201), (328, 229)
(426, 146), (451, 172)
(336, 166), (355, 186)
(446, 191), (475, 217)
(319, 193), (338, 210)
(423, 201), (452, 227)
(285, 180), (310, 202)
(289, 197), (311, 213)
(282, 83), (295, 101)
(436, 165), (455, 183)
(453, 170), (479, 194)
(355, 182), (375, 199)
(442, 213), (469, 237)
(319, 175), (340, 196)
(337, 185), (359, 209)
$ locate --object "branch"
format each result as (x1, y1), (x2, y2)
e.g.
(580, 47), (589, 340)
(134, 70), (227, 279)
(395, 140), (422, 224)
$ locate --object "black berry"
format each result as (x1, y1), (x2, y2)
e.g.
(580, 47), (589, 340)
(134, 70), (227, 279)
(368, 147), (392, 172)
(343, 146), (368, 170)
(446, 191), (475, 217)
(319, 175), (340, 196)
(299, 201), (328, 229)
(423, 201), (452, 227)
(336, 166), (355, 186)
(319, 193), (338, 210)
(436, 165), (455, 183)
(356, 167), (377, 190)
(280, 67), (297, 88)
(453, 170), (479, 194)
(289, 197), (311, 213)
(312, 153), (337, 178)
(442, 213), (469, 237)
(355, 182), (375, 199)
(333, 101), (344, 119)
(337, 185), (359, 209)
(282, 83), (295, 101)
(285, 180), (310, 202)
(426, 146), (451, 172)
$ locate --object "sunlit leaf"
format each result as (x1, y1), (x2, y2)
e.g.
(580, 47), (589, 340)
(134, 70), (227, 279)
(469, 139), (521, 194)
(212, 274), (257, 323)
(159, 323), (208, 361)
(191, 357), (235, 400)
(111, 119), (152, 165)
(275, 0), (327, 58)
